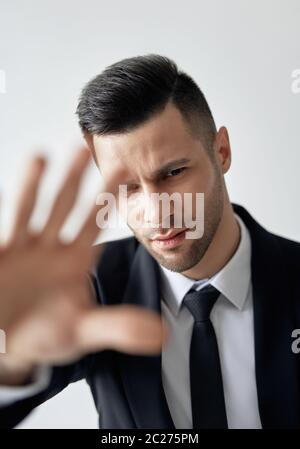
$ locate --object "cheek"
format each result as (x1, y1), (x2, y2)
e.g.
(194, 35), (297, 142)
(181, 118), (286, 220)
(188, 168), (215, 200)
(180, 174), (212, 222)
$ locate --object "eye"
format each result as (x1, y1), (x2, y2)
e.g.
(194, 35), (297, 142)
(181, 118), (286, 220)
(127, 183), (140, 193)
(166, 167), (186, 178)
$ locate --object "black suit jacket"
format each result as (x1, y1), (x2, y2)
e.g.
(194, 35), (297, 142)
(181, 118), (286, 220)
(1, 203), (300, 429)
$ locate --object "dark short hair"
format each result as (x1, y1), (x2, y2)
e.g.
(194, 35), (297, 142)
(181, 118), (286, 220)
(76, 54), (217, 155)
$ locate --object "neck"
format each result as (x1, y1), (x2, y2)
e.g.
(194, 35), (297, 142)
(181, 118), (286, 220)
(182, 197), (241, 280)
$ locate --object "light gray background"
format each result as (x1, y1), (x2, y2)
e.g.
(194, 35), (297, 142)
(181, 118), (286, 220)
(0, 0), (299, 428)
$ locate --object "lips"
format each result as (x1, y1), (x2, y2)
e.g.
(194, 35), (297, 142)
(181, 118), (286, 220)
(150, 229), (187, 250)
(151, 229), (187, 241)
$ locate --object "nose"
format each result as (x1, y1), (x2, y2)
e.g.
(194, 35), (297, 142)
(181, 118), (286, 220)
(142, 186), (173, 229)
(143, 189), (160, 227)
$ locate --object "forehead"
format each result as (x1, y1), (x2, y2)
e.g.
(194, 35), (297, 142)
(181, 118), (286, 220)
(93, 103), (203, 177)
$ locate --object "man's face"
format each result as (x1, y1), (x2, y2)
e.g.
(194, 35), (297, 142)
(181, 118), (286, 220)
(92, 102), (226, 274)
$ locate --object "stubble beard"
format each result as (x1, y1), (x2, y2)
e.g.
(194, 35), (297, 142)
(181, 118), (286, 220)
(132, 172), (224, 273)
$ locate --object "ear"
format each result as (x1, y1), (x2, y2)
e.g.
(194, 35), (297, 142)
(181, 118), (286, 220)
(213, 126), (232, 174)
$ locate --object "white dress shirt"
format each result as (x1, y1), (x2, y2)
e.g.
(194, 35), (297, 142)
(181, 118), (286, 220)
(0, 213), (263, 429)
(160, 212), (262, 428)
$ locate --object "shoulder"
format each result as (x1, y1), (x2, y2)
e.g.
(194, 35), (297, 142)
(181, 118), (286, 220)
(95, 235), (139, 269)
(273, 232), (300, 260)
(268, 231), (300, 284)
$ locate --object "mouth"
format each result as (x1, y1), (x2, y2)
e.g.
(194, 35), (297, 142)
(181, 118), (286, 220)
(150, 229), (187, 250)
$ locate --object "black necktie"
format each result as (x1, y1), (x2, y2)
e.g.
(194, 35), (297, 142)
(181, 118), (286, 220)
(183, 284), (228, 429)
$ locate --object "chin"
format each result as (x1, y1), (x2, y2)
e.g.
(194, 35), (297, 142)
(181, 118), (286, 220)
(151, 248), (197, 273)
(158, 259), (197, 273)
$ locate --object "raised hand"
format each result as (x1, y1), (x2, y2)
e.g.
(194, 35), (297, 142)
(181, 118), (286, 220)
(0, 148), (168, 383)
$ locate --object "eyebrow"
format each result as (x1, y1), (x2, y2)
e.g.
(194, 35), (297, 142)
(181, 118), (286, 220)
(125, 158), (191, 184)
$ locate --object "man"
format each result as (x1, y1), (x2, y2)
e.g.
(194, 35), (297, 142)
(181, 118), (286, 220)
(0, 54), (300, 429)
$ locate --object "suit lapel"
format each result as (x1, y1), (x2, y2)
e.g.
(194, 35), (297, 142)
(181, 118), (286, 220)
(117, 243), (175, 429)
(233, 204), (300, 428)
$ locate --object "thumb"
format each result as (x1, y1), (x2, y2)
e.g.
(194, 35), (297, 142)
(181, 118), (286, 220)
(75, 304), (169, 355)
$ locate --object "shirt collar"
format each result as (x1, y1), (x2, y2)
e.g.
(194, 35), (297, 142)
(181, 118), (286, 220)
(159, 212), (251, 316)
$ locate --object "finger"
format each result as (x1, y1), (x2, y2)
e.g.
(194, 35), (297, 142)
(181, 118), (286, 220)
(41, 148), (91, 244)
(74, 166), (126, 248)
(9, 156), (47, 244)
(73, 202), (103, 249)
(75, 304), (170, 355)
(89, 242), (106, 270)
